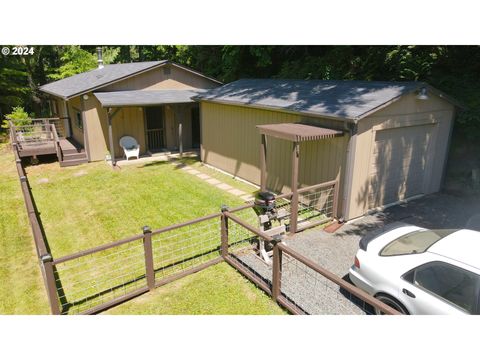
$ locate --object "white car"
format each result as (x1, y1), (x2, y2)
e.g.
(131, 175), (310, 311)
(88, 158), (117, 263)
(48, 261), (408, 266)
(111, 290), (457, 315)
(349, 223), (480, 315)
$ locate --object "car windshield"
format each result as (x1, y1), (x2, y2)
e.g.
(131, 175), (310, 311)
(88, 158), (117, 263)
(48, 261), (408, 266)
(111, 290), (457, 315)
(380, 229), (458, 257)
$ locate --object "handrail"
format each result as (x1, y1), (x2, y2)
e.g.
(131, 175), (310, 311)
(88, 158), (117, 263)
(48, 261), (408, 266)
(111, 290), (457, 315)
(51, 124), (62, 162)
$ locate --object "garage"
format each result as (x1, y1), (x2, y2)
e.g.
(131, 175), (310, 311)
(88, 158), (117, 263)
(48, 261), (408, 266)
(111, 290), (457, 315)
(368, 124), (434, 208)
(196, 79), (461, 220)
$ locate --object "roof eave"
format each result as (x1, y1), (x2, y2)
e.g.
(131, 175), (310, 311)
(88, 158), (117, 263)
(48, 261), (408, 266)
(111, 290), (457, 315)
(196, 98), (357, 124)
(98, 100), (195, 108)
(38, 60), (169, 100)
(38, 88), (68, 100)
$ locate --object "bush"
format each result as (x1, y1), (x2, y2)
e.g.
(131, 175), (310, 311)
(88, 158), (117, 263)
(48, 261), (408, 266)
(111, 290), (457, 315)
(1, 106), (33, 129)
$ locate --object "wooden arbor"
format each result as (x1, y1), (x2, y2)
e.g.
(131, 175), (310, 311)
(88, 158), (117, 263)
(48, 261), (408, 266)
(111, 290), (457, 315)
(256, 123), (343, 233)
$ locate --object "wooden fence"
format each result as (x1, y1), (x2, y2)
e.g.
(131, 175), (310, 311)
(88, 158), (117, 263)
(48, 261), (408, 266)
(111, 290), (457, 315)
(11, 143), (398, 315)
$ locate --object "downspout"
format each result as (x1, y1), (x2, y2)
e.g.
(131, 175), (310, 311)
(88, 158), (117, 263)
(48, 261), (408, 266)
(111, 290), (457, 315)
(341, 119), (359, 221)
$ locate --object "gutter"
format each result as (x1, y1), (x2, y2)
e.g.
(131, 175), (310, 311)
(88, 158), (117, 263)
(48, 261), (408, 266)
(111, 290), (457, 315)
(196, 98), (357, 124)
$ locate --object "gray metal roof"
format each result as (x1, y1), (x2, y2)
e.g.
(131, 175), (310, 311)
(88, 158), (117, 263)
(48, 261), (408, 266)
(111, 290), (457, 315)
(94, 89), (206, 107)
(39, 61), (167, 99)
(195, 79), (431, 121)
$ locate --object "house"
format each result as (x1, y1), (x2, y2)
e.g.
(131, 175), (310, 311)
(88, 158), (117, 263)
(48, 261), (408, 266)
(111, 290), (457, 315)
(195, 79), (461, 220)
(37, 55), (221, 165)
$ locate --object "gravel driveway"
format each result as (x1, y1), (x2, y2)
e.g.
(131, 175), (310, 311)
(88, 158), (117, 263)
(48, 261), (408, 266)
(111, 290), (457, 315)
(237, 192), (480, 314)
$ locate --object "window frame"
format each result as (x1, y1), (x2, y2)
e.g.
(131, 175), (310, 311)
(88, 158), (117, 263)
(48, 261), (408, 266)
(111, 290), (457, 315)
(402, 261), (480, 314)
(75, 110), (83, 131)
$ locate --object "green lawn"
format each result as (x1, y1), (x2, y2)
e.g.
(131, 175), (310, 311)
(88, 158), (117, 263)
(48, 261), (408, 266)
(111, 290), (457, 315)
(105, 262), (284, 315)
(0, 144), (50, 314)
(0, 148), (282, 315)
(177, 157), (259, 196)
(26, 157), (247, 258)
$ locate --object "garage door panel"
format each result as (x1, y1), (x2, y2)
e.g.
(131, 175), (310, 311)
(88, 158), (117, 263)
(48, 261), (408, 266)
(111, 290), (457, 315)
(368, 124), (433, 209)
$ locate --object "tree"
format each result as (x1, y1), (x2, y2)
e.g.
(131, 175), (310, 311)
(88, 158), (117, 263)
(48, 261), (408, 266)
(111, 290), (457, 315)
(2, 106), (33, 129)
(49, 46), (97, 80)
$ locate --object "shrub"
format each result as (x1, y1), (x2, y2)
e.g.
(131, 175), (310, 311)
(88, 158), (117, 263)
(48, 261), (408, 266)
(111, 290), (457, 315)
(2, 106), (33, 129)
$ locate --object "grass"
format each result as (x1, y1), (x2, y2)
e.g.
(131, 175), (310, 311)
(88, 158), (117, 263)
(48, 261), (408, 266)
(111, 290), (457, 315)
(105, 262), (285, 315)
(26, 157), (247, 258)
(179, 158), (259, 196)
(0, 144), (50, 314)
(0, 148), (283, 314)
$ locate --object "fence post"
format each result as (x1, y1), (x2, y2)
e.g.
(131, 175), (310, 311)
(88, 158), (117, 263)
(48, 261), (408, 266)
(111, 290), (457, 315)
(271, 241), (282, 302)
(220, 206), (229, 258)
(142, 226), (155, 291)
(178, 122), (183, 158)
(40, 254), (61, 315)
(290, 142), (300, 234)
(332, 180), (340, 219)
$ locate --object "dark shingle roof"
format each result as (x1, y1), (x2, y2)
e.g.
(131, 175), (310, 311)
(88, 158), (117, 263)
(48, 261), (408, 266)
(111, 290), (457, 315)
(39, 61), (167, 99)
(195, 79), (429, 121)
(94, 89), (206, 107)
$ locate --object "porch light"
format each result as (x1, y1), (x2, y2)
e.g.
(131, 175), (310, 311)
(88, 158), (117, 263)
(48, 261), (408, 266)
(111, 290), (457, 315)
(83, 94), (89, 100)
(416, 87), (429, 100)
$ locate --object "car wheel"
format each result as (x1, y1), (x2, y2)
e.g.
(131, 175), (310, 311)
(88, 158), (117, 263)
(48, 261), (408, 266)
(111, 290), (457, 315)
(374, 294), (409, 315)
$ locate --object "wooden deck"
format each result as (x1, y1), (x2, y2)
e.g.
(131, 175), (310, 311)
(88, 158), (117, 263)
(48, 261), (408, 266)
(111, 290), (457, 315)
(11, 119), (88, 167)
(17, 142), (57, 157)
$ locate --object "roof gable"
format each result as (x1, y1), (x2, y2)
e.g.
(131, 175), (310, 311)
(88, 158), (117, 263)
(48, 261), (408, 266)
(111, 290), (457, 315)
(195, 79), (459, 121)
(40, 61), (221, 100)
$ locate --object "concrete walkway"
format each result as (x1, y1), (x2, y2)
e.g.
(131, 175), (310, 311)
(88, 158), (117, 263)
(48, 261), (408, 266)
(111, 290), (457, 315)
(172, 162), (255, 202)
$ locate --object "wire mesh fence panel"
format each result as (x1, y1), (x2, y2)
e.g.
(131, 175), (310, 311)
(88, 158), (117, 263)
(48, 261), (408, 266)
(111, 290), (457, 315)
(54, 239), (147, 315)
(229, 205), (258, 229)
(151, 217), (222, 282)
(226, 211), (261, 255)
(225, 216), (272, 290)
(14, 124), (54, 145)
(278, 253), (374, 315)
(297, 185), (335, 225)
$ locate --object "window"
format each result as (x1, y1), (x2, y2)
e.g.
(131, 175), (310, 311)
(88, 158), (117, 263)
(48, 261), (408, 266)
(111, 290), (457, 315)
(380, 229), (457, 257)
(404, 261), (480, 314)
(75, 111), (83, 131)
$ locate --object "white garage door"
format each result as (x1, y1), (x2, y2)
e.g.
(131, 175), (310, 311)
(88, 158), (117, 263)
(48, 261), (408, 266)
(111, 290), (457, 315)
(368, 124), (433, 209)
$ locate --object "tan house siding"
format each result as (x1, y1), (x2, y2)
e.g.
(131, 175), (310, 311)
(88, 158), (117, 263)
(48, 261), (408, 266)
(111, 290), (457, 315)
(345, 93), (455, 219)
(200, 102), (349, 198)
(67, 96), (84, 146)
(67, 65), (217, 161)
(111, 106), (147, 159)
(83, 93), (109, 161)
(102, 65), (219, 92)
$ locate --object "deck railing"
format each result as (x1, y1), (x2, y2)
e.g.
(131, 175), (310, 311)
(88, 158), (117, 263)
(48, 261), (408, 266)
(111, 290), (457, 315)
(8, 117), (68, 146)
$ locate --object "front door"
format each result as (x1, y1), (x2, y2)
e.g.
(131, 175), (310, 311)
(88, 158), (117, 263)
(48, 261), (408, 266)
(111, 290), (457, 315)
(145, 106), (165, 151)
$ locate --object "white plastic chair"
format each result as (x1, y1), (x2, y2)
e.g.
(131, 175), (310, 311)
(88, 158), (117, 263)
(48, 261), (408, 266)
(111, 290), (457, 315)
(119, 136), (140, 160)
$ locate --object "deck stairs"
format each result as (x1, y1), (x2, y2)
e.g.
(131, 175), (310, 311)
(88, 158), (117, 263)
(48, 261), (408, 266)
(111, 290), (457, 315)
(59, 138), (88, 167)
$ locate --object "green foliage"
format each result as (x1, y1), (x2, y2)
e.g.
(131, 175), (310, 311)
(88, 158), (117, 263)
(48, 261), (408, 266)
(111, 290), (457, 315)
(2, 106), (32, 129)
(1, 45), (479, 141)
(48, 46), (97, 80)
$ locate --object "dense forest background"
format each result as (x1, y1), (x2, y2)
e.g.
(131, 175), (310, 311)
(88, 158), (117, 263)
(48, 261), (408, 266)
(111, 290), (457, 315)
(1, 45), (479, 190)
